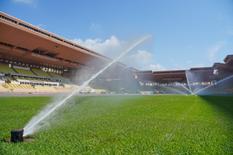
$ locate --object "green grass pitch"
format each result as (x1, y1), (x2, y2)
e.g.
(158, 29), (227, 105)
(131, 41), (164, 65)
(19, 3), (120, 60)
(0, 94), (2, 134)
(0, 95), (233, 154)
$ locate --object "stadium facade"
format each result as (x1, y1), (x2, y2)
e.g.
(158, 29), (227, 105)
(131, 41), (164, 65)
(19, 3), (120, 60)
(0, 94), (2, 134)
(0, 12), (233, 95)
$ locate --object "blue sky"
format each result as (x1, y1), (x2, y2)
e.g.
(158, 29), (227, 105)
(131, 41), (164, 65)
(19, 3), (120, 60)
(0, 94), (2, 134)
(1, 0), (233, 70)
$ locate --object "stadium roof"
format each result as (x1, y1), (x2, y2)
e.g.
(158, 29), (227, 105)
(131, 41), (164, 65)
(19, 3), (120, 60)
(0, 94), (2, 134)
(224, 55), (233, 65)
(213, 63), (233, 72)
(135, 54), (233, 83)
(135, 70), (187, 83)
(0, 12), (114, 69)
(189, 67), (213, 71)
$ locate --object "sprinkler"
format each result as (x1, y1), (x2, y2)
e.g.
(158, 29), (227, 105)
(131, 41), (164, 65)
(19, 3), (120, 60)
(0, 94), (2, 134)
(10, 129), (24, 143)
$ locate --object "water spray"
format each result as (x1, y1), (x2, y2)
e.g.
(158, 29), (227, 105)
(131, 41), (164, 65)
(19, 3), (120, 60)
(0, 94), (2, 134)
(178, 83), (193, 94)
(194, 74), (233, 95)
(20, 35), (151, 138)
(185, 70), (193, 94)
(159, 85), (187, 95)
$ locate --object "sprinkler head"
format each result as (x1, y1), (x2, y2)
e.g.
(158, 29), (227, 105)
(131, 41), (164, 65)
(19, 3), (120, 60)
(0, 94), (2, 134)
(10, 129), (24, 143)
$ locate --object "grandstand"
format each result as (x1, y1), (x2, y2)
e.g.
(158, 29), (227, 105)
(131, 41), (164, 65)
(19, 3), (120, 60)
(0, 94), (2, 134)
(0, 12), (114, 94)
(135, 55), (233, 95)
(0, 11), (232, 95)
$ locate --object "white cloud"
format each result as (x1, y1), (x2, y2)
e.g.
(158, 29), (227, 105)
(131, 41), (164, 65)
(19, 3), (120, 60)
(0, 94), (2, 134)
(126, 50), (165, 71)
(71, 35), (165, 71)
(71, 35), (122, 58)
(129, 50), (152, 64)
(148, 64), (166, 71)
(12, 0), (34, 4)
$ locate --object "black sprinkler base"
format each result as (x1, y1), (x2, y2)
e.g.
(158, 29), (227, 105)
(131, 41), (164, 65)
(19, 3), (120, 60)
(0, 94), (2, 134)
(10, 129), (24, 143)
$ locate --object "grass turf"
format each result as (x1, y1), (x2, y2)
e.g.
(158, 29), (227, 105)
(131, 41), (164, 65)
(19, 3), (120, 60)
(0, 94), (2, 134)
(0, 95), (233, 154)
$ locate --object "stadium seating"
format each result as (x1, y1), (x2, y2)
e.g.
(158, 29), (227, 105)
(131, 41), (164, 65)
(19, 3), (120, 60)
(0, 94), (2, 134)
(0, 61), (106, 94)
(1, 80), (77, 94)
(48, 72), (63, 78)
(0, 63), (15, 74)
(31, 68), (51, 77)
(14, 67), (35, 76)
(48, 72), (70, 82)
(2, 83), (32, 89)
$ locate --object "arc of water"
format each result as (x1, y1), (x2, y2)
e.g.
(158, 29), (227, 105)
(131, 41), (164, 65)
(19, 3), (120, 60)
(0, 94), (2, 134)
(175, 82), (192, 94)
(185, 70), (193, 94)
(194, 74), (233, 95)
(23, 35), (151, 136)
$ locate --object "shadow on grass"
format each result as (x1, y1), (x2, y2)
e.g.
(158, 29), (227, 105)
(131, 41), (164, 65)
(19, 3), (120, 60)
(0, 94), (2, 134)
(199, 95), (233, 153)
(199, 95), (233, 120)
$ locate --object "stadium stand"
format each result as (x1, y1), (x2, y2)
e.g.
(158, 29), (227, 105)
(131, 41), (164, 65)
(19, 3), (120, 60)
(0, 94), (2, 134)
(13, 66), (35, 76)
(0, 60), (76, 94)
(0, 63), (15, 74)
(0, 12), (232, 95)
(135, 55), (233, 95)
(31, 68), (51, 77)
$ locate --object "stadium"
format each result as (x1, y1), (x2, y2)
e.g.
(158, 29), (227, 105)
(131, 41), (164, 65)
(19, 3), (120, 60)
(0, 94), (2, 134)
(1, 8), (233, 155)
(1, 11), (233, 95)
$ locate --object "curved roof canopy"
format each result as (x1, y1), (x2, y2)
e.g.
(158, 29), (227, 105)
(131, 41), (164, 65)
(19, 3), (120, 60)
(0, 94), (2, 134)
(0, 12), (111, 69)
